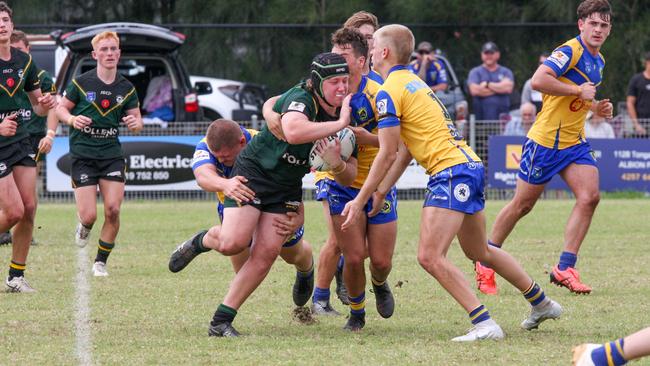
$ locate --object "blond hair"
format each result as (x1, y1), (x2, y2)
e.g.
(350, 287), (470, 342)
(375, 24), (414, 65)
(343, 11), (378, 31)
(91, 31), (120, 50)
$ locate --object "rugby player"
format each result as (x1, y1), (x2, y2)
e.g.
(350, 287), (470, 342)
(478, 0), (613, 295)
(341, 24), (562, 341)
(0, 2), (57, 292)
(56, 31), (143, 277)
(573, 327), (650, 366)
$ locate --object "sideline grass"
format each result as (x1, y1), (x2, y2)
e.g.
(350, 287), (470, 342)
(1, 199), (649, 365)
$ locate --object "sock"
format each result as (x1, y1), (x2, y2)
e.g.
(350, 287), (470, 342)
(8, 261), (25, 279)
(591, 339), (627, 366)
(522, 281), (547, 306)
(558, 251), (577, 270)
(212, 304), (237, 325)
(469, 304), (491, 325)
(192, 230), (210, 253)
(337, 255), (344, 272)
(313, 287), (330, 303)
(349, 292), (366, 317)
(95, 240), (115, 264)
(371, 276), (385, 287)
(480, 241), (502, 267)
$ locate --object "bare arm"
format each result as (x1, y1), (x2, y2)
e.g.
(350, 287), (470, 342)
(531, 64), (595, 100)
(469, 82), (496, 97)
(487, 78), (514, 94)
(350, 126), (379, 146)
(193, 164), (255, 203)
(123, 107), (143, 133)
(37, 96), (62, 154)
(283, 95), (351, 144)
(56, 96), (92, 129)
(27, 89), (56, 117)
(377, 141), (412, 195)
(626, 95), (647, 134)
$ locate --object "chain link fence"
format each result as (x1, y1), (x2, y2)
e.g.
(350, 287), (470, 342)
(38, 117), (650, 203)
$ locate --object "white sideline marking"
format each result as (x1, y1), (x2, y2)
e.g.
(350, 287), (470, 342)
(75, 245), (93, 365)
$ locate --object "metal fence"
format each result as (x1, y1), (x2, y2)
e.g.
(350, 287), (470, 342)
(37, 117), (650, 203)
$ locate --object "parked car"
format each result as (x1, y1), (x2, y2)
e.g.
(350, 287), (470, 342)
(54, 22), (206, 122)
(190, 75), (266, 122)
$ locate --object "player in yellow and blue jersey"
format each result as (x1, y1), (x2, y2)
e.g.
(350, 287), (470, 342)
(341, 23), (563, 341)
(482, 0), (613, 296)
(188, 119), (315, 308)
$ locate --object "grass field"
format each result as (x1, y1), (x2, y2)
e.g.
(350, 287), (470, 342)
(1, 199), (649, 365)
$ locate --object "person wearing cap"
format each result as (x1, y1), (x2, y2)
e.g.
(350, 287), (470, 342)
(467, 41), (515, 121)
(625, 51), (650, 136)
(168, 52), (356, 337)
(521, 52), (550, 112)
(407, 41), (448, 92)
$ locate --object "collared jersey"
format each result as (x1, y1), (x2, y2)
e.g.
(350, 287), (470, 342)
(0, 47), (40, 148)
(528, 36), (605, 149)
(63, 68), (139, 159)
(314, 73), (383, 189)
(407, 59), (448, 87)
(191, 125), (257, 203)
(376, 65), (479, 176)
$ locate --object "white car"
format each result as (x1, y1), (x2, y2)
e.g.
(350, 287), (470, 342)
(190, 76), (266, 122)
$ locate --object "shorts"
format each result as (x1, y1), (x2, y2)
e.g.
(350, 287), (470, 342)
(28, 133), (46, 162)
(217, 201), (303, 248)
(223, 163), (302, 214)
(518, 139), (596, 185)
(71, 157), (126, 188)
(314, 179), (329, 201)
(0, 138), (36, 179)
(325, 179), (398, 225)
(424, 162), (485, 214)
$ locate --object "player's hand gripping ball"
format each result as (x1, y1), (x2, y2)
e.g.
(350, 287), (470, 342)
(309, 127), (356, 171)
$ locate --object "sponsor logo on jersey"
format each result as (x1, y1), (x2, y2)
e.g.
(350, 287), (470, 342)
(569, 97), (585, 112)
(377, 99), (387, 115)
(100, 90), (112, 95)
(101, 99), (110, 109)
(548, 50), (570, 69)
(288, 101), (306, 112)
(282, 152), (308, 166)
(79, 173), (89, 183)
(2, 68), (12, 74)
(80, 126), (119, 139)
(191, 149), (211, 166)
(0, 162), (6, 174)
(106, 170), (122, 177)
(453, 183), (470, 203)
(86, 91), (96, 102)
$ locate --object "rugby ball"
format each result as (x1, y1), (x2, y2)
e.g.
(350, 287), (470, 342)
(309, 127), (356, 172)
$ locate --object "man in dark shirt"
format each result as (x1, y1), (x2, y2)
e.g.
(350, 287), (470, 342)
(626, 51), (650, 136)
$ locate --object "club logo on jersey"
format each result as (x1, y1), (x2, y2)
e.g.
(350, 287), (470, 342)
(0, 162), (6, 174)
(453, 183), (470, 202)
(86, 91), (96, 102)
(79, 173), (89, 183)
(548, 50), (569, 69)
(357, 107), (368, 121)
(101, 99), (110, 109)
(6, 77), (14, 88)
(377, 99), (387, 115)
(381, 200), (392, 214)
(584, 62), (592, 73)
(116, 95), (124, 104)
(569, 97), (585, 112)
(532, 167), (543, 179)
(17, 69), (23, 79)
(288, 101), (306, 113)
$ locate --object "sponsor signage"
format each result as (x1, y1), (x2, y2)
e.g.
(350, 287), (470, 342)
(488, 136), (650, 192)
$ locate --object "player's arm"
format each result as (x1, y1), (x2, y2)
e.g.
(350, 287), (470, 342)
(27, 88), (56, 117)
(350, 126), (378, 146)
(122, 107), (144, 133)
(368, 141), (412, 216)
(531, 64), (595, 100)
(283, 94), (352, 144)
(56, 96), (92, 130)
(313, 137), (358, 186)
(193, 164), (254, 203)
(262, 95), (285, 141)
(37, 95), (62, 154)
(626, 92), (647, 135)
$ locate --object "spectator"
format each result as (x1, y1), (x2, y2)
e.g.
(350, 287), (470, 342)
(626, 51), (650, 136)
(584, 112), (615, 139)
(503, 102), (536, 136)
(468, 42), (514, 121)
(407, 41), (448, 92)
(521, 53), (549, 112)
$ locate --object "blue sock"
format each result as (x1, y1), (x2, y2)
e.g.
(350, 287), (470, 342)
(480, 241), (502, 267)
(312, 287), (330, 303)
(349, 292), (365, 316)
(522, 281), (546, 306)
(337, 255), (344, 272)
(469, 304), (491, 325)
(591, 338), (627, 366)
(558, 251), (577, 270)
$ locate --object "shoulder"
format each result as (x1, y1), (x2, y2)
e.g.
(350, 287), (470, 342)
(116, 74), (136, 90)
(367, 69), (384, 85)
(10, 47), (31, 65)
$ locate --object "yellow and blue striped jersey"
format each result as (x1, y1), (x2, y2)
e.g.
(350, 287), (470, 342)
(314, 73), (383, 189)
(528, 36), (605, 149)
(376, 65), (479, 176)
(191, 126), (257, 203)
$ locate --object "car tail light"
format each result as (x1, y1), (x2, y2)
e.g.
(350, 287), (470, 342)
(184, 93), (199, 113)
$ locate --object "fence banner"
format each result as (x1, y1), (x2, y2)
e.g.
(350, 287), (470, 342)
(488, 136), (650, 192)
(46, 136), (203, 192)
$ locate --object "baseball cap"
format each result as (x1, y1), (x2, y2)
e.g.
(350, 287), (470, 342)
(482, 42), (499, 53)
(417, 41), (433, 53)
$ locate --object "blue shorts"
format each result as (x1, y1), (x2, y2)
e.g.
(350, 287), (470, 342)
(424, 162), (485, 214)
(325, 179), (398, 225)
(315, 179), (329, 201)
(217, 202), (303, 248)
(518, 139), (596, 185)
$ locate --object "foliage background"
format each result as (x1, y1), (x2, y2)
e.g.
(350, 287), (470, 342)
(10, 0), (650, 106)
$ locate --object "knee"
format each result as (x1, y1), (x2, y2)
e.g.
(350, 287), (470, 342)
(342, 250), (365, 268)
(104, 204), (121, 222)
(370, 256), (392, 274)
(577, 191), (600, 210)
(22, 201), (37, 222)
(417, 252), (445, 278)
(217, 235), (248, 256)
(78, 209), (97, 225)
(514, 199), (536, 217)
(4, 205), (24, 226)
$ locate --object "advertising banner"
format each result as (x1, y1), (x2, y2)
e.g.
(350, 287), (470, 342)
(488, 136), (650, 192)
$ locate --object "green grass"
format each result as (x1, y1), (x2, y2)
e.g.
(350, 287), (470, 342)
(1, 199), (650, 365)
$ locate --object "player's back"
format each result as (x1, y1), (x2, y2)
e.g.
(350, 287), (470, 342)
(376, 66), (479, 176)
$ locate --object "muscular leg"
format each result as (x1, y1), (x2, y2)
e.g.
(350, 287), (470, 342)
(9, 166), (37, 266)
(489, 178), (545, 246)
(203, 205), (260, 256)
(559, 163), (600, 254)
(97, 180), (125, 243)
(0, 173), (24, 232)
(332, 214), (366, 301)
(74, 185), (98, 228)
(367, 220), (397, 283)
(280, 239), (313, 272)
(314, 201), (341, 291)
(229, 248), (249, 273)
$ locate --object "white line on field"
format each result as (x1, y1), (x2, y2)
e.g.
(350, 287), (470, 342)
(75, 245), (93, 366)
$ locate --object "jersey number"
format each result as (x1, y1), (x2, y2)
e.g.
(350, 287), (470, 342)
(427, 91), (462, 140)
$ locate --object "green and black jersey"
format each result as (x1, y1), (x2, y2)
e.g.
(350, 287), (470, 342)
(63, 68), (139, 159)
(237, 82), (338, 188)
(0, 47), (40, 148)
(16, 67), (56, 137)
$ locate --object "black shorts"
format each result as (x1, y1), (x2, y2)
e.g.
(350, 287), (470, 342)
(28, 133), (46, 162)
(0, 138), (36, 179)
(71, 157), (126, 188)
(223, 162), (302, 214)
